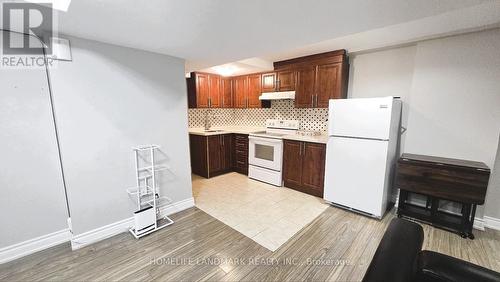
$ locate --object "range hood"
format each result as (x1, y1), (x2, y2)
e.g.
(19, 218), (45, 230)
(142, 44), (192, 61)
(259, 91), (295, 100)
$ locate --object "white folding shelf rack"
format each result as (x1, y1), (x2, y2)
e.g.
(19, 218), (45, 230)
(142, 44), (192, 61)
(126, 145), (173, 238)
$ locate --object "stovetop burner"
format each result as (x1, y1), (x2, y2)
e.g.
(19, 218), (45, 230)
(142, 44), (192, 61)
(251, 131), (287, 137)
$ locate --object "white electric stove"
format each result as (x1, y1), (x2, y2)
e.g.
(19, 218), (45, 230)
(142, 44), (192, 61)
(248, 119), (299, 186)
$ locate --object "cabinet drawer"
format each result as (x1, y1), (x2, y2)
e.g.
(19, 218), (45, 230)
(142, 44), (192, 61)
(235, 149), (247, 156)
(235, 138), (248, 145)
(235, 157), (248, 165)
(234, 135), (248, 141)
(235, 159), (247, 166)
(235, 143), (248, 150)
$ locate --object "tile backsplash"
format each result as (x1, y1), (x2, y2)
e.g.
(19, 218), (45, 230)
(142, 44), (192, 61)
(188, 100), (328, 131)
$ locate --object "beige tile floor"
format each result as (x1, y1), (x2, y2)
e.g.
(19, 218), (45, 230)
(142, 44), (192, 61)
(192, 172), (329, 251)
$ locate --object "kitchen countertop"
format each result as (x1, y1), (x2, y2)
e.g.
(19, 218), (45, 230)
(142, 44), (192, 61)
(188, 126), (265, 136)
(282, 134), (328, 144)
(189, 126), (328, 144)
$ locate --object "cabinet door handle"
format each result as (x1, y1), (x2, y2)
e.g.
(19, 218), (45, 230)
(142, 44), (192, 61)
(299, 142), (302, 156)
(315, 95), (318, 107)
(311, 95), (314, 107)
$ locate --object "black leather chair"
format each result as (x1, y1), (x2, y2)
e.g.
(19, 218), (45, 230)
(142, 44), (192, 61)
(362, 218), (500, 282)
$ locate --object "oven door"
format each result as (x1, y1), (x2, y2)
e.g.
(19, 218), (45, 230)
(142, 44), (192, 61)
(248, 136), (283, 171)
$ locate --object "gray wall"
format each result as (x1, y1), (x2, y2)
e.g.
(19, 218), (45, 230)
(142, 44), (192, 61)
(485, 137), (500, 219)
(0, 32), (69, 248)
(48, 37), (192, 235)
(406, 29), (500, 218)
(348, 45), (417, 152)
(348, 28), (500, 219)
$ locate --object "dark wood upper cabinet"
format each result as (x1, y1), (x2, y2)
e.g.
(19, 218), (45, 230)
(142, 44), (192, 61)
(187, 72), (223, 108)
(247, 74), (262, 108)
(315, 62), (342, 108)
(261, 72), (277, 92)
(275, 50), (349, 108)
(187, 72), (210, 108)
(233, 75), (247, 108)
(188, 49), (348, 109)
(197, 73), (211, 108)
(232, 74), (269, 109)
(276, 70), (295, 91)
(294, 65), (316, 108)
(221, 77), (233, 108)
(283, 140), (303, 187)
(283, 140), (326, 197)
(208, 75), (221, 108)
(261, 71), (295, 92)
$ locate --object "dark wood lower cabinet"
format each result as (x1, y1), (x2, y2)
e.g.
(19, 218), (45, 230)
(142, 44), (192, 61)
(207, 135), (222, 175)
(282, 140), (303, 187)
(283, 140), (326, 197)
(232, 134), (249, 175)
(190, 134), (326, 199)
(189, 133), (247, 178)
(301, 142), (326, 197)
(190, 133), (233, 178)
(189, 134), (208, 178)
(221, 134), (233, 172)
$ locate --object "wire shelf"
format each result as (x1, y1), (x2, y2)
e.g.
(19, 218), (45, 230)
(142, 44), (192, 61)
(126, 144), (174, 239)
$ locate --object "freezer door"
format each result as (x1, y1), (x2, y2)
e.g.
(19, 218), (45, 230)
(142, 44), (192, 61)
(328, 97), (394, 140)
(323, 137), (389, 217)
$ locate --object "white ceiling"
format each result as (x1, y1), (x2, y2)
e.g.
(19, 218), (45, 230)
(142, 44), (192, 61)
(11, 0), (500, 73)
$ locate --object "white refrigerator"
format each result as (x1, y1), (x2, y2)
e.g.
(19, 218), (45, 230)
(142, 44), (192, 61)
(323, 96), (402, 218)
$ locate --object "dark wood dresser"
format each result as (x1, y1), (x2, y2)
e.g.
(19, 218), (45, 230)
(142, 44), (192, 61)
(395, 153), (490, 239)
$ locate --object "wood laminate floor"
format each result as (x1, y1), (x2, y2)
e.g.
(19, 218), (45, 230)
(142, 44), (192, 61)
(1, 206), (499, 281)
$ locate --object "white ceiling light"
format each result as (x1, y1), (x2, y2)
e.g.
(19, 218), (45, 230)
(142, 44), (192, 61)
(200, 58), (273, 76)
(25, 0), (72, 12)
(212, 65), (239, 77)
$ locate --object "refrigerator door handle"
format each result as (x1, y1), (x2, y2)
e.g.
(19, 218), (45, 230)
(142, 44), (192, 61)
(330, 135), (389, 142)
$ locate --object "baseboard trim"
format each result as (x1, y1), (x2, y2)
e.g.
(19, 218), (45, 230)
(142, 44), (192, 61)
(159, 197), (195, 217)
(0, 228), (71, 264)
(473, 217), (485, 231)
(71, 197), (195, 250)
(484, 216), (500, 231)
(70, 217), (134, 250)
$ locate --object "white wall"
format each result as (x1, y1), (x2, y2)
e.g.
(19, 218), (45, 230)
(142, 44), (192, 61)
(49, 37), (192, 235)
(348, 45), (416, 151)
(405, 29), (500, 170)
(485, 137), (500, 219)
(348, 28), (500, 219)
(0, 32), (69, 248)
(406, 29), (500, 218)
